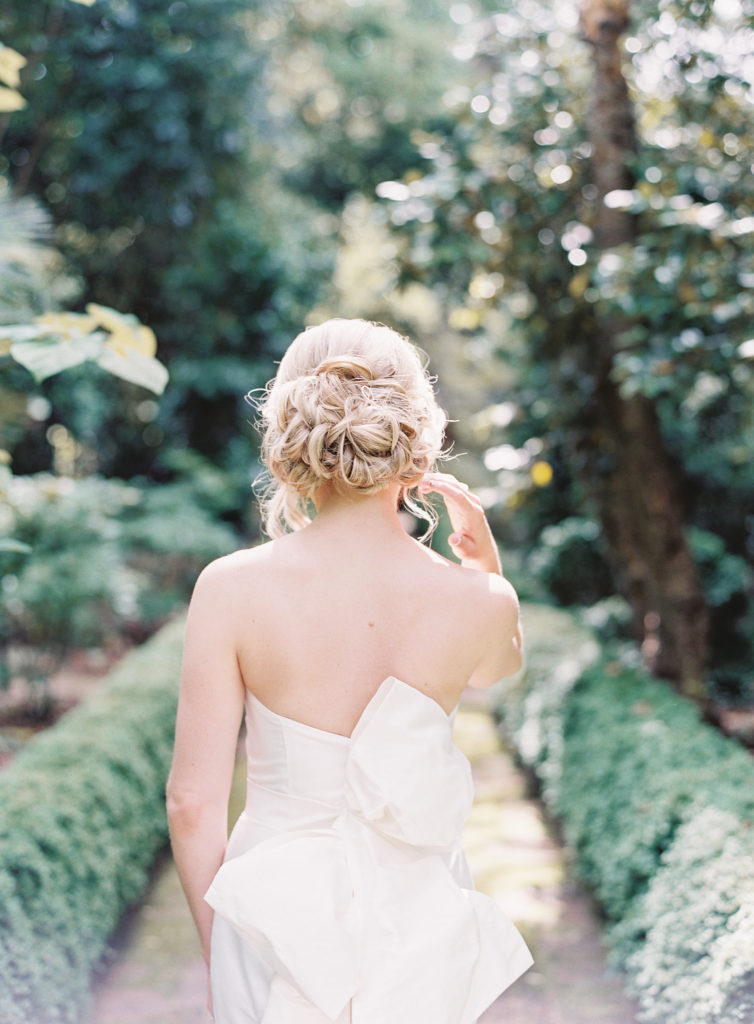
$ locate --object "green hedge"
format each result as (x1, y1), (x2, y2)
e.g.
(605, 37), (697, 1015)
(0, 617), (184, 1024)
(496, 604), (754, 1024)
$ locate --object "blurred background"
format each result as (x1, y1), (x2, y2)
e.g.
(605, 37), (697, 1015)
(2, 0), (752, 715)
(1, 1), (753, 1022)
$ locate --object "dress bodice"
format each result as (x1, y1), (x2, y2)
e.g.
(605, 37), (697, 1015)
(205, 676), (533, 1024)
(235, 687), (354, 837)
(237, 676), (470, 840)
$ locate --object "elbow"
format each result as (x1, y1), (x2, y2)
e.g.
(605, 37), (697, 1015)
(500, 639), (524, 679)
(165, 783), (211, 826)
(507, 626), (524, 675)
(512, 631), (524, 670)
(166, 789), (195, 827)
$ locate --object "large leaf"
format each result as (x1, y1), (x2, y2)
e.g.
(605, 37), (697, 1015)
(10, 334), (104, 381)
(0, 45), (26, 90)
(97, 345), (169, 395)
(86, 303), (157, 358)
(3, 308), (168, 393)
(0, 538), (32, 555)
(0, 85), (25, 112)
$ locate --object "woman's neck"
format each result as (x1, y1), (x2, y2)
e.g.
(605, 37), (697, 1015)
(307, 482), (409, 542)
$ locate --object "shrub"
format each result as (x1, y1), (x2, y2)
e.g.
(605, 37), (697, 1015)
(1, 473), (143, 652)
(558, 660), (754, 921)
(581, 594), (634, 641)
(527, 517), (615, 606)
(614, 808), (754, 1024)
(0, 469), (236, 683)
(687, 526), (754, 705)
(0, 617), (184, 1024)
(496, 604), (754, 1024)
(495, 602), (599, 808)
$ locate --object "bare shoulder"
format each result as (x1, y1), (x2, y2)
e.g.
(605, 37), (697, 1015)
(406, 542), (521, 687)
(195, 539), (277, 584)
(411, 540), (518, 617)
(187, 542), (280, 622)
(478, 571), (520, 622)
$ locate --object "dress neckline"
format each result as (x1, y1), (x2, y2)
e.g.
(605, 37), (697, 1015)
(245, 675), (457, 743)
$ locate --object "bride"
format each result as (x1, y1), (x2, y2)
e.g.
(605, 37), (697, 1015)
(167, 318), (532, 1023)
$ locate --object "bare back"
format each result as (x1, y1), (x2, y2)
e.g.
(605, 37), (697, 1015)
(212, 523), (516, 738)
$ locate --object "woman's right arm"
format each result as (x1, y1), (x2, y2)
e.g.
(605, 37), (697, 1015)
(166, 560), (246, 965)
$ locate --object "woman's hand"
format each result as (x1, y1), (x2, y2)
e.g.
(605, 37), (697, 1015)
(419, 472), (503, 576)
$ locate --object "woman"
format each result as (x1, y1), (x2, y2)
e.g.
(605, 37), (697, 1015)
(167, 318), (533, 1023)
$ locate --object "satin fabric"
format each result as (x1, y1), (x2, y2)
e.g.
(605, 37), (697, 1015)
(205, 676), (533, 1023)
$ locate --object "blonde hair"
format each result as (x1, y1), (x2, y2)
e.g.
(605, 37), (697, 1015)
(253, 318), (447, 538)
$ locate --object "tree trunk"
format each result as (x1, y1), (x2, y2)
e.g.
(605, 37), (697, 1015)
(579, 0), (709, 695)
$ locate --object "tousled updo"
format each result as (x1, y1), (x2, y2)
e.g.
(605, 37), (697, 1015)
(253, 318), (448, 537)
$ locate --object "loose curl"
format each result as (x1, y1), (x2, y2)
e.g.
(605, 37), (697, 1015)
(251, 319), (448, 538)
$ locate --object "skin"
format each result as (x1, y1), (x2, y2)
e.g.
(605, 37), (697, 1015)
(166, 471), (523, 1017)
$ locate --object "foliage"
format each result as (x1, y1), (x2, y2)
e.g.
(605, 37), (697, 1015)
(257, 0), (461, 210)
(2, 303), (168, 394)
(496, 605), (754, 1024)
(526, 518), (754, 678)
(0, 617), (183, 1024)
(1, 0), (326, 479)
(0, 186), (168, 499)
(0, 190), (78, 325)
(613, 807), (754, 1024)
(0, 41), (26, 112)
(527, 516), (614, 606)
(0, 466), (236, 685)
(381, 0), (754, 694)
(0, 188), (79, 455)
(495, 602), (599, 807)
(1, 472), (141, 654)
(0, 188), (174, 690)
(558, 658), (754, 920)
(687, 526), (754, 702)
(581, 594), (634, 641)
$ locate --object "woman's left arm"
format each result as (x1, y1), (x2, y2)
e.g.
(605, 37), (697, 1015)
(419, 472), (523, 683)
(166, 560), (246, 965)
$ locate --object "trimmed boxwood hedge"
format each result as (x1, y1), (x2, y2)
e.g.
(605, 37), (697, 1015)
(496, 603), (754, 1024)
(0, 616), (184, 1024)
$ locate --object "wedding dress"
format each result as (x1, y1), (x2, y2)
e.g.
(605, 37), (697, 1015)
(205, 675), (533, 1024)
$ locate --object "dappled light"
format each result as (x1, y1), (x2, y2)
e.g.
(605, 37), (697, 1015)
(454, 708), (565, 927)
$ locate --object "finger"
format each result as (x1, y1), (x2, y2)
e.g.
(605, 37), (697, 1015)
(419, 475), (480, 501)
(421, 471), (467, 488)
(430, 470), (467, 483)
(448, 531), (475, 551)
(431, 472), (470, 490)
(420, 479), (484, 512)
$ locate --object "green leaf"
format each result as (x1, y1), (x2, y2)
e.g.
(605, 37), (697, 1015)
(97, 346), (169, 395)
(0, 538), (32, 554)
(9, 334), (103, 381)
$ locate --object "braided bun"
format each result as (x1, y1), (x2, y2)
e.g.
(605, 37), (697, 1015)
(255, 319), (447, 536)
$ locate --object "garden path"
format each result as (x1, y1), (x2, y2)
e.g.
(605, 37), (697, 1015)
(89, 688), (638, 1024)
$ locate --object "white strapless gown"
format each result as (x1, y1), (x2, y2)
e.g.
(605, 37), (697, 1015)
(205, 675), (533, 1024)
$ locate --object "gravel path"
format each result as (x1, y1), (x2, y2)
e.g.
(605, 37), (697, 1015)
(89, 692), (638, 1024)
(456, 697), (638, 1024)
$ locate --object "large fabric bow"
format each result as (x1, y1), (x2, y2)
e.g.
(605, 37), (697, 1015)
(205, 677), (533, 1023)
